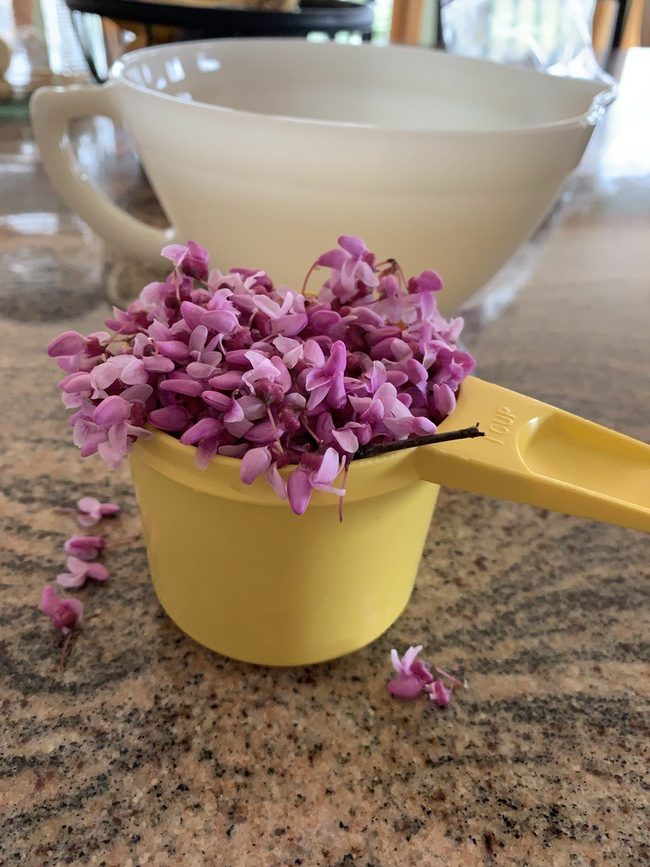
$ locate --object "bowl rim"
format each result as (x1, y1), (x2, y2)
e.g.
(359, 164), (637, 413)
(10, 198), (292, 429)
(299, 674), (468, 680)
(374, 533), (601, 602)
(110, 37), (614, 136)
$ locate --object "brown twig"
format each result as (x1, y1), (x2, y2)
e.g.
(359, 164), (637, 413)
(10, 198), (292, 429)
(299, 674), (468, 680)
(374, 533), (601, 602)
(301, 260), (320, 296)
(109, 533), (142, 547)
(353, 423), (484, 461)
(58, 631), (75, 672)
(339, 457), (351, 523)
(435, 666), (469, 690)
(377, 257), (408, 290)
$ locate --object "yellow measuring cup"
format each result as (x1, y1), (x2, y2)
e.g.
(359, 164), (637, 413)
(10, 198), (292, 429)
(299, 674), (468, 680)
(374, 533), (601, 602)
(129, 377), (650, 665)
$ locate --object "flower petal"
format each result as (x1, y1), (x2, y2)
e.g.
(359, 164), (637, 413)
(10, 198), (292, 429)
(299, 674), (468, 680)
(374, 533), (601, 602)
(86, 562), (110, 582)
(64, 535), (104, 560)
(77, 496), (100, 514)
(390, 648), (403, 675)
(411, 659), (434, 684)
(58, 372), (92, 394)
(196, 435), (220, 469)
(312, 447), (341, 487)
(179, 417), (221, 445)
(39, 585), (60, 617)
(180, 301), (206, 331)
(201, 390), (231, 411)
(92, 396), (131, 428)
(149, 405), (191, 432)
(161, 243), (189, 266)
(56, 571), (87, 589)
(156, 340), (189, 361)
(287, 468), (313, 516)
(120, 358), (148, 385)
(208, 371), (243, 391)
(159, 377), (204, 396)
(47, 331), (87, 357)
(90, 360), (120, 391)
(143, 355), (175, 374)
(240, 446), (272, 484)
(186, 361), (217, 379)
(332, 428), (358, 454)
(266, 463), (287, 499)
(224, 400), (245, 424)
(40, 585), (83, 631)
(402, 645), (423, 672)
(388, 675), (424, 700)
(426, 680), (452, 707)
(98, 503), (120, 517)
(430, 383), (456, 418)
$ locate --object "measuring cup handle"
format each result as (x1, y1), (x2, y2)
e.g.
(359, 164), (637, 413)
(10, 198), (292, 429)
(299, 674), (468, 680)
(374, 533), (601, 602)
(415, 377), (650, 534)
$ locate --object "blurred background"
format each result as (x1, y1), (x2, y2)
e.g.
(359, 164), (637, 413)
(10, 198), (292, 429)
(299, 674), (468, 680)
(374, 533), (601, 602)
(0, 0), (647, 320)
(1, 0), (648, 99)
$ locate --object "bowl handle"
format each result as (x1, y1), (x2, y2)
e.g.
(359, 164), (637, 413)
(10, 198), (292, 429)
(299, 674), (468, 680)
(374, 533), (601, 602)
(415, 377), (650, 533)
(30, 83), (174, 262)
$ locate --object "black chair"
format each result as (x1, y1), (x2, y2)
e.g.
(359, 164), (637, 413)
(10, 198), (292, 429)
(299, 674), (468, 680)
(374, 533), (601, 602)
(68, 0), (375, 82)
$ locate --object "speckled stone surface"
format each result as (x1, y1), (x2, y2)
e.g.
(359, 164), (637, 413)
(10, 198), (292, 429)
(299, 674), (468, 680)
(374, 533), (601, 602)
(1, 53), (650, 867)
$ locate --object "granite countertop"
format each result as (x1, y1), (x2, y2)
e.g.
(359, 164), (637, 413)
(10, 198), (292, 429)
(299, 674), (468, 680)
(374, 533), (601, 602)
(1, 52), (649, 867)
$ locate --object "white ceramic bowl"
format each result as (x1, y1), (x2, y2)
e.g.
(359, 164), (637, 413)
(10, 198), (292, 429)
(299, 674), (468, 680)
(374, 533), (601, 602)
(31, 39), (611, 309)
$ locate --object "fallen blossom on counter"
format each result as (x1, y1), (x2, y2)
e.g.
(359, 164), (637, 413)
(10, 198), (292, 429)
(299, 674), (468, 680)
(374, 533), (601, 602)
(388, 645), (434, 699)
(63, 535), (104, 560)
(56, 556), (109, 589)
(38, 496), (120, 670)
(76, 496), (120, 527)
(388, 647), (467, 709)
(39, 586), (84, 634)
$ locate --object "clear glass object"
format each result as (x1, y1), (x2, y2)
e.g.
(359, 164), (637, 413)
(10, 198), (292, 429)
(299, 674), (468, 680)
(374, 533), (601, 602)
(0, 0), (88, 103)
(441, 0), (613, 83)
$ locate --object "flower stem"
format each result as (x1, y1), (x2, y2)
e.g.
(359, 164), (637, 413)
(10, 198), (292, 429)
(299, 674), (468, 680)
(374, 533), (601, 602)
(301, 416), (321, 448)
(110, 533), (142, 547)
(435, 666), (468, 690)
(58, 631), (74, 672)
(301, 261), (320, 297)
(103, 321), (135, 349)
(377, 258), (408, 290)
(266, 408), (284, 455)
(353, 424), (484, 461)
(339, 457), (351, 523)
